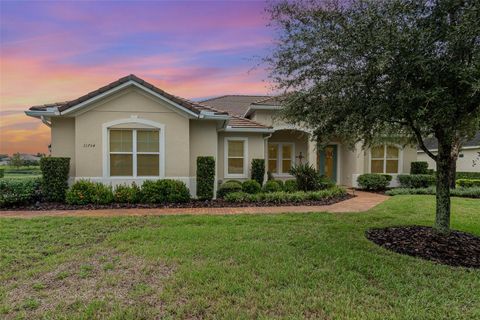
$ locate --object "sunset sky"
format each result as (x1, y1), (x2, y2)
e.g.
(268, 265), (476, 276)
(0, 0), (274, 155)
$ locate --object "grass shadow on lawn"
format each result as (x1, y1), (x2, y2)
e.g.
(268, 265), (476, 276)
(0, 195), (479, 319)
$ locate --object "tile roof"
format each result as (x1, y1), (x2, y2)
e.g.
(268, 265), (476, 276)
(200, 95), (271, 117)
(421, 132), (480, 150)
(29, 74), (227, 116)
(228, 116), (272, 129)
(251, 95), (284, 106)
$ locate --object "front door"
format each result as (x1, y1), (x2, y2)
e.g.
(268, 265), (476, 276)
(318, 145), (338, 182)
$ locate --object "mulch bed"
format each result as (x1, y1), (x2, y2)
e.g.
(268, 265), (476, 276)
(366, 226), (480, 269)
(1, 194), (354, 211)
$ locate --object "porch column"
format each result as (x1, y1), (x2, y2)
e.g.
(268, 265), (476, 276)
(307, 136), (317, 169)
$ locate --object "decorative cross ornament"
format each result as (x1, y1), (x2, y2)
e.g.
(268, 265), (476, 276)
(296, 152), (305, 164)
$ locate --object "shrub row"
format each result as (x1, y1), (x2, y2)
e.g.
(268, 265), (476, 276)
(66, 179), (190, 205)
(224, 186), (347, 203)
(217, 179), (300, 198)
(456, 172), (480, 180)
(397, 174), (436, 188)
(456, 179), (480, 188)
(386, 187), (480, 198)
(0, 178), (41, 207)
(357, 174), (392, 191)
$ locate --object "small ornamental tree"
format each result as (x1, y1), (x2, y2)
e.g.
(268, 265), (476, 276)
(196, 156), (215, 200)
(40, 157), (70, 202)
(266, 0), (480, 233)
(251, 159), (265, 185)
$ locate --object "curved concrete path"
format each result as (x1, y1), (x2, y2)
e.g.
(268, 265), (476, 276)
(0, 191), (388, 218)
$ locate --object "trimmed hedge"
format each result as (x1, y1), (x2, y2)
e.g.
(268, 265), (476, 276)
(251, 159), (265, 186)
(242, 180), (262, 194)
(456, 179), (480, 188)
(263, 180), (283, 193)
(457, 172), (480, 180)
(0, 178), (41, 207)
(140, 179), (190, 203)
(66, 180), (114, 205)
(40, 157), (70, 202)
(217, 181), (242, 198)
(114, 183), (141, 204)
(196, 156), (215, 200)
(224, 186), (347, 203)
(410, 161), (429, 174)
(397, 174), (436, 188)
(386, 187), (480, 198)
(357, 174), (392, 191)
(284, 180), (298, 192)
(0, 168), (4, 178)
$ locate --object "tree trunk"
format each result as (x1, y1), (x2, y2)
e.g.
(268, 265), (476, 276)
(435, 141), (454, 234)
(449, 160), (457, 189)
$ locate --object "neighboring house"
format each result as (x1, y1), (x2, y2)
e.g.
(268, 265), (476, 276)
(417, 132), (480, 172)
(25, 75), (417, 195)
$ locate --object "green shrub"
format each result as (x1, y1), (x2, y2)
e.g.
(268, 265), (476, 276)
(0, 168), (4, 178)
(410, 161), (429, 174)
(114, 183), (141, 203)
(397, 174), (436, 188)
(289, 163), (319, 191)
(216, 181), (242, 198)
(196, 156), (215, 200)
(140, 179), (190, 203)
(251, 159), (265, 186)
(284, 180), (298, 193)
(456, 179), (480, 188)
(242, 180), (262, 194)
(357, 174), (391, 191)
(263, 180), (283, 193)
(223, 186), (347, 203)
(456, 172), (480, 179)
(66, 180), (114, 205)
(317, 175), (335, 190)
(224, 191), (250, 202)
(0, 178), (41, 207)
(40, 157), (70, 202)
(386, 186), (480, 198)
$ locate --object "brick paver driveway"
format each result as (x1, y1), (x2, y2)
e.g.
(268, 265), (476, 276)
(0, 191), (388, 218)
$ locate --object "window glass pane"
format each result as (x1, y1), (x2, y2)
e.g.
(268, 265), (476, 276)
(137, 130), (159, 152)
(386, 145), (399, 158)
(228, 140), (244, 157)
(137, 154), (159, 176)
(110, 154), (132, 176)
(110, 130), (132, 152)
(268, 144), (278, 159)
(371, 160), (384, 173)
(371, 146), (384, 158)
(282, 144), (292, 159)
(282, 160), (292, 173)
(268, 159), (277, 173)
(386, 160), (399, 173)
(228, 158), (244, 174)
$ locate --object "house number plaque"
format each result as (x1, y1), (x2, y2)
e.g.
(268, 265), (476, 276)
(83, 144), (96, 148)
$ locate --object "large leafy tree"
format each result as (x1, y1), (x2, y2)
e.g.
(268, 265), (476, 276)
(266, 0), (480, 233)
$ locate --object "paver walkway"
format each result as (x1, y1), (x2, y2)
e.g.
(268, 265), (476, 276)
(0, 191), (388, 218)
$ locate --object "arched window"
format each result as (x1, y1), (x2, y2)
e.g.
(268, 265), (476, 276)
(370, 145), (401, 174)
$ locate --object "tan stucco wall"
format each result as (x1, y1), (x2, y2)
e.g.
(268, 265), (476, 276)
(189, 120), (218, 176)
(418, 148), (480, 172)
(73, 87), (190, 178)
(217, 132), (265, 182)
(51, 117), (76, 176)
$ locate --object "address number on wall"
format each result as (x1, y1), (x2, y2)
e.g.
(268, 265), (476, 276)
(83, 144), (96, 148)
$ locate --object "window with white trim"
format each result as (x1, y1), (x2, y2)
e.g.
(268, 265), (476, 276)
(268, 142), (294, 175)
(109, 129), (160, 176)
(225, 138), (247, 177)
(370, 145), (400, 174)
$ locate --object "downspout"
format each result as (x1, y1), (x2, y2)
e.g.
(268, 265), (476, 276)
(263, 133), (272, 183)
(41, 116), (52, 127)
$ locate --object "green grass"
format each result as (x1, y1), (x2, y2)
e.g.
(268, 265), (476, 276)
(0, 165), (41, 180)
(0, 195), (479, 319)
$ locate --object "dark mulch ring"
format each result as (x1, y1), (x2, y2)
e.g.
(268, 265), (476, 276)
(366, 226), (480, 269)
(1, 193), (354, 211)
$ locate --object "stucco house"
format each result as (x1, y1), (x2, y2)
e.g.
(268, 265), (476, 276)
(417, 132), (480, 172)
(25, 75), (417, 196)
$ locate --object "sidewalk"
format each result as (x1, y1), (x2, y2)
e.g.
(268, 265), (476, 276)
(0, 191), (388, 218)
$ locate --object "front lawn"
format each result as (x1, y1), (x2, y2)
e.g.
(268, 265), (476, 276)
(1, 195), (479, 319)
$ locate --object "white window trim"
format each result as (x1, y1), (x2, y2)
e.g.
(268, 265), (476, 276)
(268, 142), (295, 177)
(368, 144), (403, 174)
(102, 117), (165, 179)
(224, 137), (248, 179)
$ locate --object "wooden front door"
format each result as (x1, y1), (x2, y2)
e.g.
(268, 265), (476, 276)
(318, 145), (337, 182)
